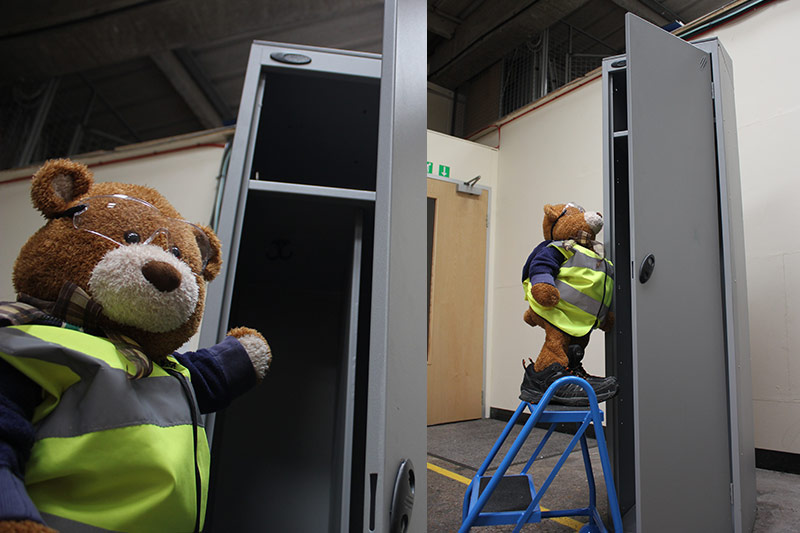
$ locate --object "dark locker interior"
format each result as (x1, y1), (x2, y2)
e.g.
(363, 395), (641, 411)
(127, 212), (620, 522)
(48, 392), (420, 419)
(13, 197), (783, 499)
(250, 68), (380, 190)
(605, 67), (635, 517)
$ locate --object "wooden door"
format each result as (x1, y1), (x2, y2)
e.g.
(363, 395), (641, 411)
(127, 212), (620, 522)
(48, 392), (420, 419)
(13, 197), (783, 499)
(427, 177), (488, 425)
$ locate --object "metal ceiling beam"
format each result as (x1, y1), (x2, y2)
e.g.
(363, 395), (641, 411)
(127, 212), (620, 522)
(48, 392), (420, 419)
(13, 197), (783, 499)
(79, 74), (142, 143)
(637, 0), (683, 23)
(17, 78), (60, 167)
(608, 0), (671, 26)
(0, 1), (153, 39)
(173, 49), (234, 123)
(151, 50), (224, 130)
(428, 7), (459, 39)
(427, 0), (591, 89)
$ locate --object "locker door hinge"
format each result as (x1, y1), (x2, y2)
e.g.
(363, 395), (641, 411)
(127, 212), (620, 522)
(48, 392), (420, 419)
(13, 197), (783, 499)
(730, 483), (734, 505)
(486, 214), (489, 229)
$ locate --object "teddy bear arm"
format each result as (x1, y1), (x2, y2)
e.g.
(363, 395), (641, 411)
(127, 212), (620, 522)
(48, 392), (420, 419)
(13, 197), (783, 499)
(174, 330), (271, 414)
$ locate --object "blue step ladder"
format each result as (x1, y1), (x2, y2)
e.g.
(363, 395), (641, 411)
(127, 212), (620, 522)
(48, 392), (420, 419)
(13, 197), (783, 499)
(459, 376), (623, 533)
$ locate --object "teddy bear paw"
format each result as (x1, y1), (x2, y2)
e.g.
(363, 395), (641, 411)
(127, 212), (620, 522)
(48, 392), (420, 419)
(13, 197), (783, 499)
(227, 327), (272, 382)
(531, 282), (560, 308)
(600, 311), (615, 332)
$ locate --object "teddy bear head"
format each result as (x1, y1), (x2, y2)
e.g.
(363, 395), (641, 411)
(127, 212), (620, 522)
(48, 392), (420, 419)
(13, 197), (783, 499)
(542, 202), (604, 241)
(12, 159), (223, 362)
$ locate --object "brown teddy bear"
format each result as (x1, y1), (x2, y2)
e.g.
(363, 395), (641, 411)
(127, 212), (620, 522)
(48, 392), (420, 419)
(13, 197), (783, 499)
(520, 202), (617, 406)
(0, 159), (272, 532)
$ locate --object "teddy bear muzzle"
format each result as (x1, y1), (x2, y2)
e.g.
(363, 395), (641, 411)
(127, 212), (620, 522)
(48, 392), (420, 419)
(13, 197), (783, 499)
(88, 243), (200, 333)
(584, 211), (604, 234)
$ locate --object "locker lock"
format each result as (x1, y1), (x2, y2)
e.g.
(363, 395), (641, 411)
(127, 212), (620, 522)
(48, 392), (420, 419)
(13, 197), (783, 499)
(389, 459), (415, 533)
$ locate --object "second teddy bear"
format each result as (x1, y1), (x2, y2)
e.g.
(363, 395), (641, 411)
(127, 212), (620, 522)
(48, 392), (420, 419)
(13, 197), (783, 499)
(520, 202), (618, 406)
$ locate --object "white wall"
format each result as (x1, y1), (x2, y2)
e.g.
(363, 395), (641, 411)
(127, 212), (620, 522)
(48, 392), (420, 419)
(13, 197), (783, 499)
(708, 0), (800, 455)
(457, 0), (800, 455)
(480, 81), (608, 412)
(426, 131), (499, 415)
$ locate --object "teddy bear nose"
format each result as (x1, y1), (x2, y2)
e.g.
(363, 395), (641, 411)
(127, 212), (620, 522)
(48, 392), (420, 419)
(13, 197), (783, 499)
(141, 261), (182, 292)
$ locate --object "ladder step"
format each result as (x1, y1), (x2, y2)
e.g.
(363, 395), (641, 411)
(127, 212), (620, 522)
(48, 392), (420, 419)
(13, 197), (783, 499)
(477, 475), (535, 513)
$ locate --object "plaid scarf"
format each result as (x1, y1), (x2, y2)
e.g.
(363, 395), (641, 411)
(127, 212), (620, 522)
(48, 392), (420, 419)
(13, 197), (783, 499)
(0, 282), (153, 379)
(563, 230), (606, 257)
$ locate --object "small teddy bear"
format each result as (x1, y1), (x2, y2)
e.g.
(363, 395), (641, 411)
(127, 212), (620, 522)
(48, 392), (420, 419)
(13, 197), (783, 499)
(0, 159), (272, 532)
(520, 202), (617, 406)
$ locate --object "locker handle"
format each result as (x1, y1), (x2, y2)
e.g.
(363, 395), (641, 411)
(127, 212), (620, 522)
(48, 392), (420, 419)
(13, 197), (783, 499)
(639, 254), (656, 283)
(389, 459), (415, 533)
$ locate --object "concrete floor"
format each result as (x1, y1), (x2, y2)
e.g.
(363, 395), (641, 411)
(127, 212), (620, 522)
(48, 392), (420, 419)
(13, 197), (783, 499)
(428, 418), (800, 532)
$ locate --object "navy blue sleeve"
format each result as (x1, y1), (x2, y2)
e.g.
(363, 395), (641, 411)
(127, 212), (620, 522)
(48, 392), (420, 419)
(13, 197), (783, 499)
(522, 241), (565, 285)
(174, 336), (258, 414)
(0, 358), (46, 524)
(0, 467), (45, 524)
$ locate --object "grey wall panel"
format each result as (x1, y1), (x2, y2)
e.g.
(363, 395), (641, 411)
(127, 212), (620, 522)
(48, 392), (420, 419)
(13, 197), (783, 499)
(625, 14), (732, 533)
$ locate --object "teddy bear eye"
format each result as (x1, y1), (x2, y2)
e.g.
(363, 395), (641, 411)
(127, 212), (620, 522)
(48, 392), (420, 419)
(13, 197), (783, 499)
(170, 245), (181, 259)
(124, 231), (141, 244)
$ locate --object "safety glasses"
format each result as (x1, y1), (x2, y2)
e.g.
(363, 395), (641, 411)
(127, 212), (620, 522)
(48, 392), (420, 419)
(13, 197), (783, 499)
(64, 194), (212, 270)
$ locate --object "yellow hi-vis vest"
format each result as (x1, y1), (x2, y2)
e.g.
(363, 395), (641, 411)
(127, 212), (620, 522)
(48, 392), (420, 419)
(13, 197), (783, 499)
(523, 241), (614, 337)
(0, 324), (208, 533)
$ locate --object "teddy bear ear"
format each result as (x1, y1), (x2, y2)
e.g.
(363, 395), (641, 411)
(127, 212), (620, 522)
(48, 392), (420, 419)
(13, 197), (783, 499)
(197, 225), (223, 282)
(543, 203), (565, 222)
(31, 159), (94, 218)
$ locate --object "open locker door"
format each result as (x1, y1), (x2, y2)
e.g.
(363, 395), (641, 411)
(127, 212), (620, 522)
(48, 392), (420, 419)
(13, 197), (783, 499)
(625, 13), (732, 532)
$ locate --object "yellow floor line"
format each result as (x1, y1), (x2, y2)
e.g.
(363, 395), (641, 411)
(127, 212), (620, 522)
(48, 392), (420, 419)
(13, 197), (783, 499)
(427, 462), (586, 531)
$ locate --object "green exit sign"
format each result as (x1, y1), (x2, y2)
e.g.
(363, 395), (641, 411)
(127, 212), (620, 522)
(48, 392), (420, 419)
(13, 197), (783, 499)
(427, 161), (451, 178)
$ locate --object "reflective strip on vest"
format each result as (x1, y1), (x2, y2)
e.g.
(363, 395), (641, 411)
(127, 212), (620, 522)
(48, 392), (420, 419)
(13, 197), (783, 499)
(0, 325), (208, 533)
(42, 512), (116, 532)
(524, 242), (614, 337)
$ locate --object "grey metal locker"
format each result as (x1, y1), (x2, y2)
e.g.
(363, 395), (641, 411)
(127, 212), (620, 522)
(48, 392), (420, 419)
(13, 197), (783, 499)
(198, 1), (426, 531)
(602, 14), (755, 533)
